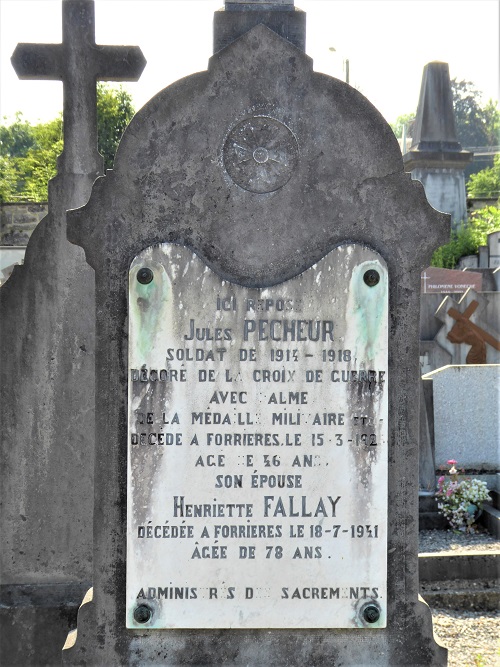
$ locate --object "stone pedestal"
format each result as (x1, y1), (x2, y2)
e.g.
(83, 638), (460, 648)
(404, 62), (472, 227)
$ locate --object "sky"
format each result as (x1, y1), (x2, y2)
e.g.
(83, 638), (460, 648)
(0, 0), (499, 127)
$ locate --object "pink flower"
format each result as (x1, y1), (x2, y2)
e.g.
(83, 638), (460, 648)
(447, 459), (457, 465)
(446, 487), (455, 497)
(437, 476), (445, 487)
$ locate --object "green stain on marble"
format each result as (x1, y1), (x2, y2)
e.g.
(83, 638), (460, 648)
(130, 264), (172, 361)
(348, 260), (387, 364)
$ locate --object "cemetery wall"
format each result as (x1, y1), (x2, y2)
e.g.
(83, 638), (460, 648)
(467, 197), (498, 213)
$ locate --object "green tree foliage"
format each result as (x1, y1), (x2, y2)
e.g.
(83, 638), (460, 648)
(451, 79), (500, 148)
(451, 80), (500, 180)
(96, 83), (135, 172)
(431, 206), (500, 268)
(389, 113), (415, 140)
(0, 111), (36, 158)
(467, 154), (500, 198)
(0, 115), (62, 202)
(0, 84), (135, 202)
(0, 156), (19, 203)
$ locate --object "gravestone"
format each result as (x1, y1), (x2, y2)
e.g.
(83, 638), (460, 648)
(63, 2), (448, 664)
(0, 202), (48, 245)
(489, 231), (500, 268)
(422, 365), (500, 473)
(403, 62), (472, 227)
(456, 231), (500, 273)
(457, 254), (481, 270)
(0, 1), (145, 664)
(435, 289), (500, 365)
(419, 286), (500, 492)
(420, 267), (482, 294)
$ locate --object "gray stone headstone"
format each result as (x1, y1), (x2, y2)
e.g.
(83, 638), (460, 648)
(403, 62), (472, 226)
(422, 365), (500, 471)
(62, 12), (448, 665)
(418, 342), (452, 493)
(0, 2), (145, 664)
(488, 231), (500, 268)
(435, 290), (500, 365)
(0, 202), (48, 246)
(478, 245), (489, 268)
(457, 254), (479, 269)
(419, 379), (436, 493)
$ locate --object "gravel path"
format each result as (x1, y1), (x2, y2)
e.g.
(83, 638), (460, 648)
(431, 608), (499, 667)
(420, 529), (499, 667)
(419, 528), (500, 554)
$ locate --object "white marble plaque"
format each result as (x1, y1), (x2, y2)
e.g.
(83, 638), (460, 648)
(127, 244), (388, 629)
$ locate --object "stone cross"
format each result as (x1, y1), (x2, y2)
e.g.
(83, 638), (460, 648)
(11, 0), (146, 178)
(0, 6), (145, 664)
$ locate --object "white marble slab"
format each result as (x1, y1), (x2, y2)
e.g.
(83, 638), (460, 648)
(127, 243), (388, 629)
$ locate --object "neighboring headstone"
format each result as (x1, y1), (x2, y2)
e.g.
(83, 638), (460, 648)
(421, 266), (482, 294)
(422, 365), (500, 472)
(478, 245), (489, 268)
(62, 4), (448, 664)
(435, 289), (500, 365)
(488, 231), (500, 268)
(403, 62), (472, 227)
(418, 246), (499, 494)
(0, 202), (48, 245)
(418, 339), (450, 494)
(419, 380), (436, 493)
(0, 2), (145, 665)
(457, 254), (479, 269)
(420, 290), (500, 351)
(418, 285), (500, 492)
(495, 267), (500, 292)
(456, 231), (500, 272)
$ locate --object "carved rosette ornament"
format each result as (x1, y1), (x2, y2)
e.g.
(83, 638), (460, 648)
(223, 116), (299, 193)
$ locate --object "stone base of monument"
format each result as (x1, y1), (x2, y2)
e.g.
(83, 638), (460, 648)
(419, 551), (499, 583)
(481, 491), (500, 539)
(419, 495), (448, 530)
(419, 530), (500, 611)
(0, 582), (90, 666)
(419, 577), (500, 612)
(418, 488), (500, 611)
